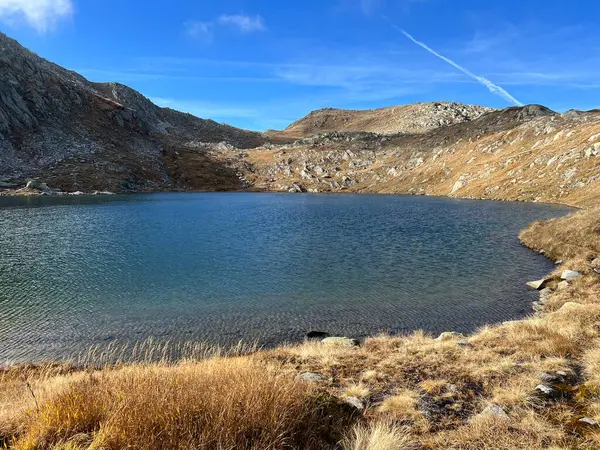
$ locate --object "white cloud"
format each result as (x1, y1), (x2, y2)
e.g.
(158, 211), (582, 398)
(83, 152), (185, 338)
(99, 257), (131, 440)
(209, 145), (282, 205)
(184, 21), (213, 42)
(217, 14), (266, 33)
(0, 0), (72, 33)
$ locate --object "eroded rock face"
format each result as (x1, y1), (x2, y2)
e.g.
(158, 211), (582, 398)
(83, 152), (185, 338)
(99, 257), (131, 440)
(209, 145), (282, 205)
(0, 32), (266, 192)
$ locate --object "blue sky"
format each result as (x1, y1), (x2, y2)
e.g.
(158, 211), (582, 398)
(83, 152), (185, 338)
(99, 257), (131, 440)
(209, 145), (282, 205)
(1, 0), (599, 131)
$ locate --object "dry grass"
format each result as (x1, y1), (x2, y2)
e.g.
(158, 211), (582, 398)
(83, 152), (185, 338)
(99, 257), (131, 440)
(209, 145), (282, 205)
(341, 421), (412, 450)
(4, 357), (357, 450)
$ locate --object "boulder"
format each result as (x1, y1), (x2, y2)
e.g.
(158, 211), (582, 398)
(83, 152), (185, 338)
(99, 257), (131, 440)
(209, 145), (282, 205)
(343, 396), (364, 411)
(436, 332), (465, 341)
(535, 384), (554, 396)
(478, 404), (509, 420)
(561, 270), (581, 281)
(296, 372), (327, 382)
(305, 331), (330, 340)
(557, 281), (570, 291)
(539, 288), (553, 299)
(321, 337), (360, 347)
(25, 180), (52, 192)
(526, 279), (549, 290)
(591, 258), (600, 268)
(539, 370), (574, 385)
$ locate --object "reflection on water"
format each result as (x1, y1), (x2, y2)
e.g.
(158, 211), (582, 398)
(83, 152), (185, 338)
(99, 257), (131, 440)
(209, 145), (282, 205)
(0, 193), (571, 363)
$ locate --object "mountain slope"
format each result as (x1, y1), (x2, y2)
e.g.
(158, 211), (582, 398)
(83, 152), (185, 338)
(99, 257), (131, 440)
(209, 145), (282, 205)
(223, 104), (600, 208)
(0, 32), (266, 192)
(271, 102), (495, 139)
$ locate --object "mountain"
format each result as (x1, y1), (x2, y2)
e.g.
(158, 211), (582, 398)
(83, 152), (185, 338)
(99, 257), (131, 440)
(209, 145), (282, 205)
(269, 102), (495, 139)
(1, 32), (599, 204)
(227, 104), (600, 208)
(0, 32), (267, 192)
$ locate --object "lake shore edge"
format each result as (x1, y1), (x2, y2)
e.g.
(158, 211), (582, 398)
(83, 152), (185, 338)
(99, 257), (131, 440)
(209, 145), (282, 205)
(1, 190), (599, 449)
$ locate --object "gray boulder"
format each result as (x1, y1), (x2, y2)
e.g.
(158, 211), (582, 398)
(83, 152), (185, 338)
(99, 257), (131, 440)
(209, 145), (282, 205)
(343, 396), (365, 411)
(25, 179), (52, 192)
(436, 331), (465, 341)
(321, 336), (360, 347)
(478, 404), (509, 420)
(296, 372), (327, 382)
(526, 278), (549, 290)
(561, 270), (581, 281)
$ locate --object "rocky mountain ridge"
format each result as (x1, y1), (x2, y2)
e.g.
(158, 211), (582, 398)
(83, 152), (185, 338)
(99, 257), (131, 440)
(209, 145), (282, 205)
(0, 32), (267, 192)
(270, 102), (495, 139)
(1, 32), (600, 204)
(222, 105), (600, 208)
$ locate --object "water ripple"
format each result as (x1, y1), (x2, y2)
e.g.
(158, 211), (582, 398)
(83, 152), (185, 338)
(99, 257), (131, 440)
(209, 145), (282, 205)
(0, 193), (572, 363)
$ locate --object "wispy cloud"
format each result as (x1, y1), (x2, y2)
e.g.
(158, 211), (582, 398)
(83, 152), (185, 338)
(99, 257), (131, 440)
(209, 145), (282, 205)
(186, 13), (265, 42)
(0, 0), (72, 33)
(360, 0), (382, 14)
(184, 21), (213, 42)
(217, 14), (266, 33)
(396, 27), (523, 106)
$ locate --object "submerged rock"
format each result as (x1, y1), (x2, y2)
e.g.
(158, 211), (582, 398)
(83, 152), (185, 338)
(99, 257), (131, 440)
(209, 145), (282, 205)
(305, 330), (330, 340)
(321, 337), (360, 347)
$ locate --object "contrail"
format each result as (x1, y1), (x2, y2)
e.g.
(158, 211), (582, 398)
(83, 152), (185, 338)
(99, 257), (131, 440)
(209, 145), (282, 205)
(395, 26), (523, 106)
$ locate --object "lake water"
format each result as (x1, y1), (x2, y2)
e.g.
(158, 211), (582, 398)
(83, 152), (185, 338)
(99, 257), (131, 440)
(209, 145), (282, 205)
(0, 193), (571, 363)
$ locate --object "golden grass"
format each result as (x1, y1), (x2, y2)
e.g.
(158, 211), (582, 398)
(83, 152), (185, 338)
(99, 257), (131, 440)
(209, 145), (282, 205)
(341, 421), (412, 450)
(6, 357), (357, 450)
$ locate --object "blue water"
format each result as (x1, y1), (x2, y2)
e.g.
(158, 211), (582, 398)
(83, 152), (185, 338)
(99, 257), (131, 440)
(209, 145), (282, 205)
(0, 193), (571, 363)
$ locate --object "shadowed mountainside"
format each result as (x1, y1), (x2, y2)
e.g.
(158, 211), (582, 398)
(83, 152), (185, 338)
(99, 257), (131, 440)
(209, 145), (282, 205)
(0, 32), (267, 193)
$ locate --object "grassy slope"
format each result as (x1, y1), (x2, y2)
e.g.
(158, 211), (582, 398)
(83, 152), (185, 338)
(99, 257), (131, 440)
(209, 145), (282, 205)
(2, 114), (600, 449)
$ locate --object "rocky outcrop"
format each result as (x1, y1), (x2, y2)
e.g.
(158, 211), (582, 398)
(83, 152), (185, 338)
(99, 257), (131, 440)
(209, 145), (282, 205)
(273, 102), (495, 138)
(228, 104), (600, 208)
(0, 32), (267, 193)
